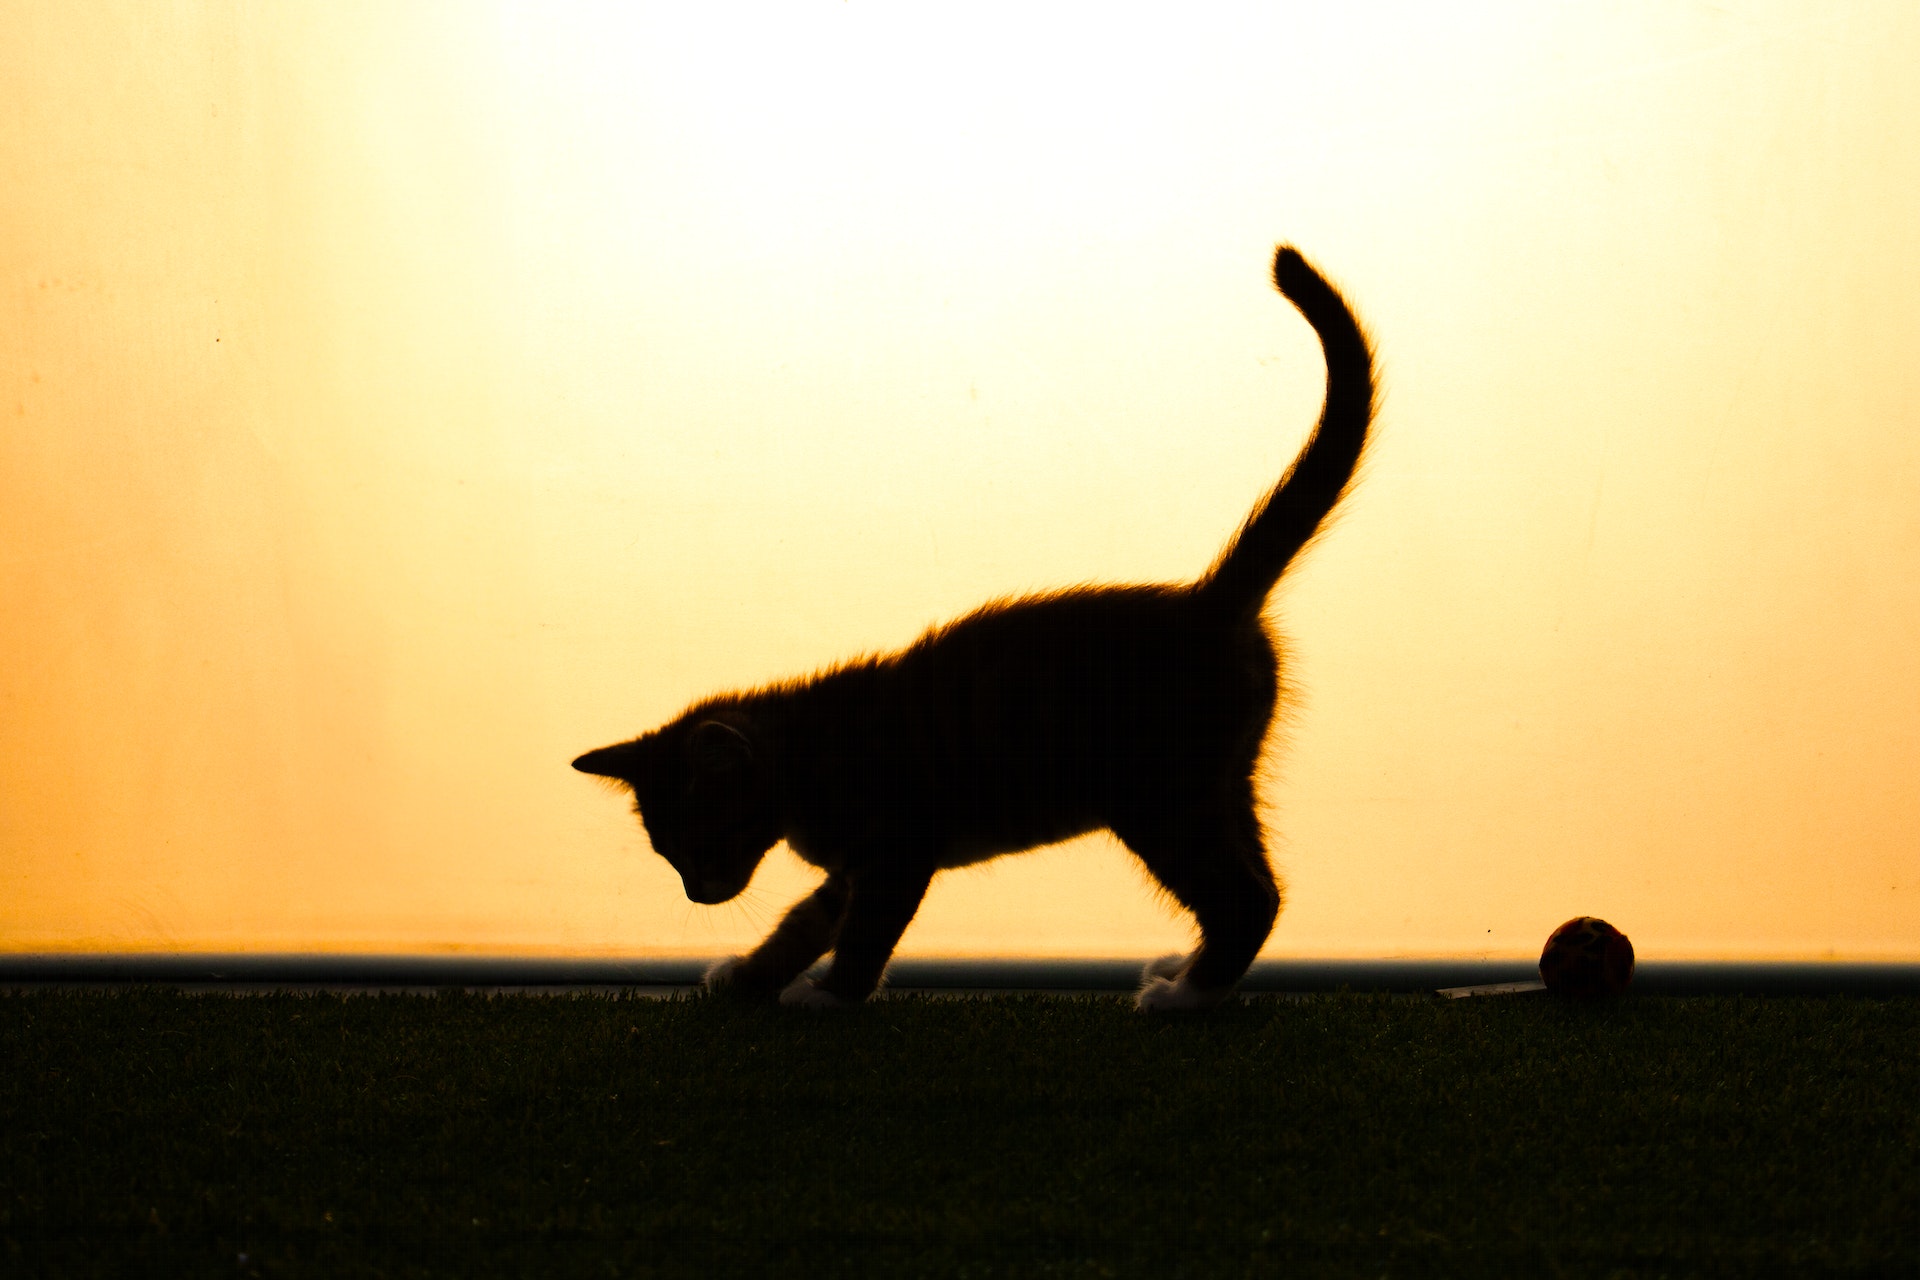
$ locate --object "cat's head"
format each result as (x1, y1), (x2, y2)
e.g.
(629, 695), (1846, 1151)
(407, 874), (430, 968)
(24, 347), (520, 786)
(571, 710), (781, 904)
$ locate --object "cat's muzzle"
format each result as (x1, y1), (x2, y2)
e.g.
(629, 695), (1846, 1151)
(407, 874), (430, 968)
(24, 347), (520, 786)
(684, 875), (745, 905)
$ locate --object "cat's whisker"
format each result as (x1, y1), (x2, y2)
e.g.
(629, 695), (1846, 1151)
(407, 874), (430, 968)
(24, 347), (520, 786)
(718, 889), (768, 936)
(737, 889), (778, 933)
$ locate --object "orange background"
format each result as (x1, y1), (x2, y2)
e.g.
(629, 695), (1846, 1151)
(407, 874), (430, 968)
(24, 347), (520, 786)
(3, 3), (1916, 960)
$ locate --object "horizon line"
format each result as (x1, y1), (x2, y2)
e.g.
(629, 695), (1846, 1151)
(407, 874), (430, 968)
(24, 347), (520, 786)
(4, 953), (1919, 995)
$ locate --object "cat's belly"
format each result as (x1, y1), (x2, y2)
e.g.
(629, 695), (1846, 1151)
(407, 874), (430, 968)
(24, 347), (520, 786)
(938, 837), (1023, 869)
(936, 821), (1101, 870)
(786, 820), (1103, 875)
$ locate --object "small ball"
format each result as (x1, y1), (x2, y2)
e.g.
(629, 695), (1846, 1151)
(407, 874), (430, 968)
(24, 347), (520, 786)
(1539, 916), (1635, 997)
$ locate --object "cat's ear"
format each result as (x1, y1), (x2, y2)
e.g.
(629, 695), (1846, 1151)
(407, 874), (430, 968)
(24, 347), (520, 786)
(687, 719), (753, 778)
(572, 740), (648, 780)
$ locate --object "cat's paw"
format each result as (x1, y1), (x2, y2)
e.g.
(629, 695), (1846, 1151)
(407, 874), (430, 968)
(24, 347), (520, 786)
(778, 979), (860, 1010)
(1142, 952), (1191, 982)
(1135, 974), (1232, 1013)
(702, 956), (745, 991)
(702, 956), (789, 1002)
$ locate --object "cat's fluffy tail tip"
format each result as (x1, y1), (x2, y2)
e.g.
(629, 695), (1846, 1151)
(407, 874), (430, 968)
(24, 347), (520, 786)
(1271, 245), (1314, 295)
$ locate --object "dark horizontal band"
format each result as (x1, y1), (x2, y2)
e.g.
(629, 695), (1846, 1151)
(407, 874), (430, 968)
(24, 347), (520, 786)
(3, 954), (1917, 995)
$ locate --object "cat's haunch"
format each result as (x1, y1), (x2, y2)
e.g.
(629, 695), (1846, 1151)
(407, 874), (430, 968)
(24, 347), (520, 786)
(574, 245), (1376, 1011)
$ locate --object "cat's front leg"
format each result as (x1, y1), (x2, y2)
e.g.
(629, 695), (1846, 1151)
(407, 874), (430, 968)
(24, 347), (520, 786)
(782, 863), (933, 1006)
(705, 876), (851, 1000)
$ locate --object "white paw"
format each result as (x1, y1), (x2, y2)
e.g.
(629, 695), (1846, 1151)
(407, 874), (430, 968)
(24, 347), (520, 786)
(702, 956), (743, 991)
(1135, 974), (1231, 1013)
(778, 979), (859, 1009)
(1142, 952), (1191, 983)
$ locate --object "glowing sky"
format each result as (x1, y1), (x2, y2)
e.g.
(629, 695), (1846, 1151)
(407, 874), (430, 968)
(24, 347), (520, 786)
(3, 2), (1916, 959)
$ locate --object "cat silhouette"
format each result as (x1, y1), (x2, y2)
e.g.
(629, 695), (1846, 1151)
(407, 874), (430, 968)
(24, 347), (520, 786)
(575, 246), (1375, 1011)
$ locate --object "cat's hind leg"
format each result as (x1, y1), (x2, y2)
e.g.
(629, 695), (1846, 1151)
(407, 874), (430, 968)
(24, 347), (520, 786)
(1114, 797), (1279, 1012)
(1142, 951), (1194, 982)
(706, 876), (850, 1000)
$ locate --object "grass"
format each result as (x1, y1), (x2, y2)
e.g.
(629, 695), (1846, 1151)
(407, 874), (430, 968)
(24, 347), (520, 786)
(2, 989), (1916, 1277)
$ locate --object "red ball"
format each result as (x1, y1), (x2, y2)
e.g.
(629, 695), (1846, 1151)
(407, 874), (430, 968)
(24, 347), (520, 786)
(1539, 916), (1635, 997)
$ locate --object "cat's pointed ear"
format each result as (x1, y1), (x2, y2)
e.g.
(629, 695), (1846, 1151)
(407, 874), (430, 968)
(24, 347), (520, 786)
(687, 719), (753, 777)
(572, 741), (647, 780)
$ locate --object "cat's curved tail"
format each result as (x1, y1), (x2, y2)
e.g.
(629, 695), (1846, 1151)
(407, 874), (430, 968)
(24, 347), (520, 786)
(1197, 247), (1376, 623)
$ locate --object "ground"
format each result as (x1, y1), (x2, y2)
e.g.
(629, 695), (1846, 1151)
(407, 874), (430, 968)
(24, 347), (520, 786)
(3, 989), (1915, 1276)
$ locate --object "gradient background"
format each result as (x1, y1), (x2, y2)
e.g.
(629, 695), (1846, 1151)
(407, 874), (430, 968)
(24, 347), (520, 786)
(4, 2), (1916, 960)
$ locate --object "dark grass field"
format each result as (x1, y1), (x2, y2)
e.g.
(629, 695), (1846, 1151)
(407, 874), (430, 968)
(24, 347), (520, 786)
(3, 989), (1916, 1277)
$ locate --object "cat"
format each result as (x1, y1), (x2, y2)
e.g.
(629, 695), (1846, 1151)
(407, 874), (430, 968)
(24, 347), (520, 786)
(573, 246), (1375, 1011)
